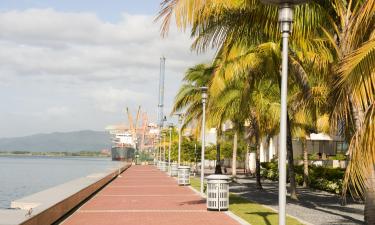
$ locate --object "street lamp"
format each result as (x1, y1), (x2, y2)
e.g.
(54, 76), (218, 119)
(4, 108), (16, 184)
(174, 113), (184, 166)
(259, 1), (309, 225)
(163, 132), (166, 162)
(200, 86), (208, 195)
(158, 135), (162, 162)
(168, 123), (173, 174)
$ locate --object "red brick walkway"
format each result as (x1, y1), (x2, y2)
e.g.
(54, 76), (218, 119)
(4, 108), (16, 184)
(62, 165), (240, 225)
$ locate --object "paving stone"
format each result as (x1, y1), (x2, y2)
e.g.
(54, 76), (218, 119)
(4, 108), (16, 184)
(61, 165), (240, 225)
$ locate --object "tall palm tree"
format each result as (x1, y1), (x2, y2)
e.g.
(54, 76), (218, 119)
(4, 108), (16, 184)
(210, 63), (280, 188)
(157, 0), (330, 200)
(172, 63), (213, 129)
(158, 0), (375, 222)
(322, 1), (375, 223)
(210, 41), (328, 198)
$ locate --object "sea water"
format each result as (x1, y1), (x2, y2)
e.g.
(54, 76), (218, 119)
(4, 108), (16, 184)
(0, 156), (120, 208)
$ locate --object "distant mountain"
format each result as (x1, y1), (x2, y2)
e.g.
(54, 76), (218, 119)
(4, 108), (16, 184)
(0, 130), (111, 152)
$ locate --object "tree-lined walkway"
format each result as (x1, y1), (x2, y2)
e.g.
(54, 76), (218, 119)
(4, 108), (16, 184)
(61, 165), (240, 225)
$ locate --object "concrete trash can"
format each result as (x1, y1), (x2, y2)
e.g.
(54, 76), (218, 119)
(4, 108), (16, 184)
(160, 161), (167, 172)
(206, 174), (230, 211)
(178, 166), (190, 185)
(170, 163), (178, 177)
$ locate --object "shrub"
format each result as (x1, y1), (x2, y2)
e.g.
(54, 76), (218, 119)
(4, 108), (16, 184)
(260, 162), (345, 194)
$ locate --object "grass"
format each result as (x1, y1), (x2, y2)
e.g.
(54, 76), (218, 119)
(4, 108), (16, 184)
(190, 176), (205, 192)
(190, 177), (304, 225)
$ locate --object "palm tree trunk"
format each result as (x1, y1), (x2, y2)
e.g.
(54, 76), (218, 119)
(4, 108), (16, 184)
(215, 142), (222, 174)
(255, 130), (263, 190)
(215, 130), (222, 174)
(245, 143), (250, 174)
(350, 96), (364, 132)
(244, 127), (253, 175)
(303, 140), (309, 188)
(287, 114), (298, 200)
(365, 165), (375, 224)
(256, 145), (262, 189)
(232, 131), (238, 177)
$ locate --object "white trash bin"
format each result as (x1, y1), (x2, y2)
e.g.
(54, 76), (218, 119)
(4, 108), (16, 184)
(156, 161), (161, 170)
(160, 161), (167, 172)
(178, 166), (190, 185)
(206, 174), (230, 211)
(170, 163), (178, 177)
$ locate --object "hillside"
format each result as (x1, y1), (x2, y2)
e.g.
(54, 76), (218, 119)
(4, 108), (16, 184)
(0, 130), (111, 152)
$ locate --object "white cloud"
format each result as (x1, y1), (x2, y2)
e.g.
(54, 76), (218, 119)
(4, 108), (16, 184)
(88, 86), (148, 113)
(0, 8), (213, 137)
(46, 106), (71, 117)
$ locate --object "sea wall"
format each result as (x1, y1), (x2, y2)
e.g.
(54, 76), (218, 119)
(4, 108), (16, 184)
(0, 163), (130, 225)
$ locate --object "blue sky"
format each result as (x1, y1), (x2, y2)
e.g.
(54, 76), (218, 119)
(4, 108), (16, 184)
(0, 0), (160, 21)
(0, 1), (212, 137)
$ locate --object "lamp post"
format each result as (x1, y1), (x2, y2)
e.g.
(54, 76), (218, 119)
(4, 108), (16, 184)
(258, 1), (309, 224)
(163, 132), (166, 162)
(158, 135), (162, 162)
(174, 113), (184, 166)
(200, 86), (208, 195)
(168, 123), (173, 173)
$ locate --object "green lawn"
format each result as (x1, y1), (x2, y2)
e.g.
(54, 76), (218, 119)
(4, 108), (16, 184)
(190, 177), (304, 225)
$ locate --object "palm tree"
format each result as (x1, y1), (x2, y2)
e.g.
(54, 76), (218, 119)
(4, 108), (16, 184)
(210, 61), (280, 188)
(157, 0), (330, 200)
(210, 41), (328, 198)
(309, 1), (375, 222)
(158, 1), (375, 221)
(171, 63), (213, 128)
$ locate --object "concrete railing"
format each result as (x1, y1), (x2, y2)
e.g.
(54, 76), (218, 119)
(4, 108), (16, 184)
(0, 163), (131, 225)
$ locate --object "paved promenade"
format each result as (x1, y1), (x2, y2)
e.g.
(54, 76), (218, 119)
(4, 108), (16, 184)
(61, 165), (240, 225)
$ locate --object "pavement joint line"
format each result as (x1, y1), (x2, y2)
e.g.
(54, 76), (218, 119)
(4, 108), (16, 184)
(62, 166), (243, 225)
(59, 166), (128, 225)
(108, 185), (178, 187)
(78, 209), (208, 213)
(98, 194), (198, 197)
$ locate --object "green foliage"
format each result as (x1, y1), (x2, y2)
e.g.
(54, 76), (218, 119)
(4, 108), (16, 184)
(12, 151), (31, 154)
(166, 138), (201, 163)
(168, 135), (247, 163)
(138, 151), (153, 162)
(261, 162), (345, 194)
(331, 153), (347, 161)
(220, 133), (247, 161)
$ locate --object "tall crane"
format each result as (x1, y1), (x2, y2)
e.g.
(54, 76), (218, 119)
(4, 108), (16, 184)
(139, 112), (148, 152)
(126, 106), (141, 149)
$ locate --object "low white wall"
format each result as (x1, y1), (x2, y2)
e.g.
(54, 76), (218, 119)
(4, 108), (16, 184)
(294, 160), (348, 168)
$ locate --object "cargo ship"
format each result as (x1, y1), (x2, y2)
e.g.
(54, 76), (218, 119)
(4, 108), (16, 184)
(111, 131), (136, 161)
(106, 125), (136, 161)
(105, 106), (158, 161)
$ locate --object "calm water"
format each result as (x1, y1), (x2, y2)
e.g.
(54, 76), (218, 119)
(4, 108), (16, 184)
(0, 156), (121, 208)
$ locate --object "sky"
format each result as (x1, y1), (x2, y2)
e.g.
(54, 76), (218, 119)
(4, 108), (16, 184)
(0, 1), (213, 137)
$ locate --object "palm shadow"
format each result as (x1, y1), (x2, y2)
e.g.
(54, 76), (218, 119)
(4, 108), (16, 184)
(232, 178), (364, 224)
(179, 199), (206, 205)
(246, 212), (277, 225)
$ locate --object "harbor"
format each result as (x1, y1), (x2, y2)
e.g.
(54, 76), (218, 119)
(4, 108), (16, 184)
(0, 0), (373, 224)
